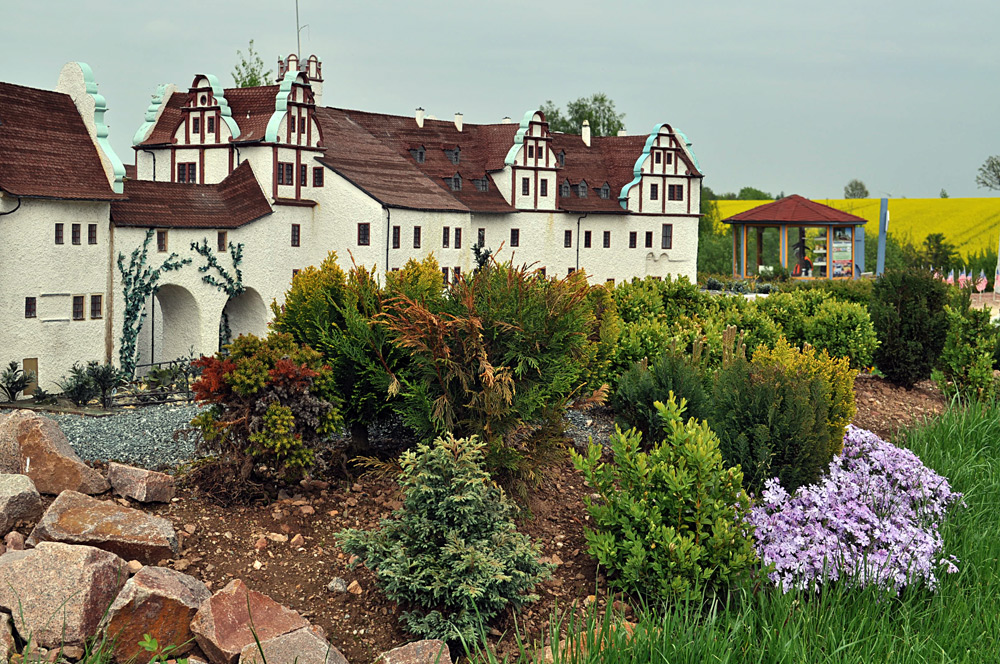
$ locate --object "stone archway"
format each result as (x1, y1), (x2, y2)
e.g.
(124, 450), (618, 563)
(219, 287), (269, 349)
(137, 284), (202, 366)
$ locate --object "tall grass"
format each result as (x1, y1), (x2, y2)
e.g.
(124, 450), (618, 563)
(501, 402), (1000, 663)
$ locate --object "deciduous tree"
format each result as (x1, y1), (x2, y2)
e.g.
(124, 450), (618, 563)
(844, 179), (869, 199)
(540, 93), (625, 137)
(976, 156), (1000, 191)
(232, 40), (272, 88)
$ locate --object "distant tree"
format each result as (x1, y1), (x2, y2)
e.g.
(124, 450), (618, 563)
(540, 93), (625, 137)
(844, 179), (869, 199)
(940, 188), (949, 198)
(232, 40), (272, 88)
(922, 233), (959, 270)
(737, 186), (773, 200)
(976, 156), (1000, 191)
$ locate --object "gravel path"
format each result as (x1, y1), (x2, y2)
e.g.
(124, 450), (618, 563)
(48, 403), (203, 471)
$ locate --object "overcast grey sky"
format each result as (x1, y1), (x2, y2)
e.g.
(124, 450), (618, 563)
(3, 0), (998, 198)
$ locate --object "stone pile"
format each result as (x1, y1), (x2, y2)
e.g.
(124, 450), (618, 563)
(0, 410), (453, 664)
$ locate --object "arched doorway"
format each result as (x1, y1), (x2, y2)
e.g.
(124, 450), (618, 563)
(137, 284), (202, 366)
(219, 287), (269, 349)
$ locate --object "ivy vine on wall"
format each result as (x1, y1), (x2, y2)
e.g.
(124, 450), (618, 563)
(117, 230), (192, 378)
(190, 238), (245, 348)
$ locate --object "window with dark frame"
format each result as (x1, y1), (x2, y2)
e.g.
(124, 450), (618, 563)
(478, 228), (485, 246)
(448, 174), (462, 191)
(208, 117), (215, 133)
(299, 117), (306, 133)
(313, 167), (324, 187)
(655, 151), (662, 164)
(668, 184), (684, 201)
(666, 153), (673, 164)
(454, 228), (462, 249)
(71, 224), (81, 245)
(538, 267), (546, 277)
(217, 231), (227, 252)
(606, 278), (615, 285)
(90, 294), (102, 320)
(88, 224), (97, 245)
(72, 296), (84, 321)
(277, 163), (294, 185)
(443, 226), (450, 248)
(540, 180), (548, 197)
(603, 231), (611, 248)
(55, 223), (64, 245)
(661, 223), (673, 249)
(527, 145), (534, 159)
(560, 182), (570, 197)
(24, 297), (36, 319)
(629, 231), (637, 248)
(291, 224), (301, 247)
(442, 267), (449, 284)
(645, 231), (653, 248)
(446, 148), (461, 165)
(392, 225), (401, 249)
(453, 266), (461, 280)
(192, 117), (200, 134)
(584, 231), (592, 248)
(177, 162), (197, 183)
(564, 229), (572, 248)
(474, 178), (488, 192)
(568, 267), (575, 275)
(650, 183), (659, 201)
(409, 147), (425, 163)
(521, 178), (530, 196)
(578, 182), (588, 198)
(300, 164), (307, 186)
(292, 269), (300, 278)
(156, 230), (168, 252)
(557, 150), (565, 167)
(510, 228), (520, 247)
(358, 223), (371, 246)
(600, 184), (610, 199)
(413, 226), (422, 248)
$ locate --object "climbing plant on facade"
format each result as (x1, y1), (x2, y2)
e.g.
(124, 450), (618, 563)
(117, 230), (191, 378)
(191, 238), (245, 348)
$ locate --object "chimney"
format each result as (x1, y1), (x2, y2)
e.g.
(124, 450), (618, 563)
(581, 120), (591, 147)
(617, 129), (628, 137)
(501, 116), (512, 124)
(454, 112), (463, 132)
(415, 107), (425, 128)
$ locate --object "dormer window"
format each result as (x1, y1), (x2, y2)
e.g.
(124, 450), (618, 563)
(474, 178), (489, 193)
(192, 117), (200, 134)
(600, 183), (611, 199)
(577, 181), (588, 198)
(409, 147), (426, 164)
(448, 174), (462, 191)
(557, 150), (565, 167)
(560, 182), (570, 197)
(445, 148), (461, 165)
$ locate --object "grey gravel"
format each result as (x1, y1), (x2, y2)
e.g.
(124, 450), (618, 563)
(563, 406), (617, 450)
(47, 403), (203, 471)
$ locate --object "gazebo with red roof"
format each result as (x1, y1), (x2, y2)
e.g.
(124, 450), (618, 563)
(721, 195), (868, 281)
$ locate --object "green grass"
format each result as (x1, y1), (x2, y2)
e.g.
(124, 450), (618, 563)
(490, 402), (1000, 663)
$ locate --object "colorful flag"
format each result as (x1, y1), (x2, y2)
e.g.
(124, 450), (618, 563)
(978, 270), (988, 293)
(947, 269), (955, 285)
(958, 269), (968, 289)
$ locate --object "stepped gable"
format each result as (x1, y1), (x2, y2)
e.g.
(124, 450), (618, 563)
(111, 161), (272, 229)
(723, 194), (869, 224)
(0, 81), (121, 200)
(137, 85), (280, 146)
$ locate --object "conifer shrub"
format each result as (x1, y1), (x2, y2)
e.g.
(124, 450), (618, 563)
(336, 434), (551, 642)
(937, 294), (999, 399)
(870, 268), (950, 387)
(573, 395), (757, 601)
(190, 333), (340, 501)
(579, 283), (623, 392)
(612, 348), (710, 440)
(803, 299), (879, 369)
(611, 319), (676, 378)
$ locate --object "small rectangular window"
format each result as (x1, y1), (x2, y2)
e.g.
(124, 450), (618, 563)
(156, 230), (168, 252)
(72, 296), (85, 321)
(413, 226), (422, 249)
(208, 117), (215, 133)
(392, 225), (401, 249)
(454, 228), (462, 249)
(584, 231), (592, 248)
(540, 180), (548, 197)
(669, 184), (684, 201)
(645, 231), (653, 248)
(291, 224), (301, 247)
(442, 267), (449, 284)
(661, 223), (673, 250)
(357, 223), (371, 246)
(478, 228), (485, 246)
(666, 153), (673, 164)
(192, 117), (200, 134)
(655, 152), (662, 164)
(190, 163), (198, 182)
(568, 267), (576, 275)
(538, 267), (546, 277)
(510, 228), (520, 247)
(300, 164), (307, 186)
(24, 297), (36, 319)
(443, 227), (450, 248)
(453, 266), (461, 280)
(88, 224), (97, 245)
(313, 167), (324, 187)
(564, 230), (572, 248)
(603, 231), (611, 248)
(177, 163), (186, 182)
(650, 183), (659, 201)
(278, 163), (294, 185)
(177, 162), (196, 183)
(629, 231), (637, 248)
(55, 223), (64, 245)
(299, 117), (306, 133)
(90, 294), (103, 320)
(527, 145), (534, 158)
(521, 178), (530, 196)
(71, 223), (81, 245)
(606, 278), (615, 285)
(217, 231), (227, 252)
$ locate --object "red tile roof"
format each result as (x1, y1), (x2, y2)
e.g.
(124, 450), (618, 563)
(0, 82), (121, 200)
(723, 194), (868, 224)
(111, 161), (271, 228)
(137, 85), (281, 146)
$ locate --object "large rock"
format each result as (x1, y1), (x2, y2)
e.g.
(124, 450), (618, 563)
(191, 579), (310, 664)
(376, 640), (453, 664)
(102, 566), (211, 663)
(0, 541), (128, 648)
(0, 473), (43, 533)
(108, 463), (176, 503)
(0, 614), (14, 664)
(26, 490), (179, 564)
(0, 410), (109, 495)
(238, 627), (347, 664)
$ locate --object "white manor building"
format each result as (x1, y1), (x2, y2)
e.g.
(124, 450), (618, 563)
(0, 56), (704, 393)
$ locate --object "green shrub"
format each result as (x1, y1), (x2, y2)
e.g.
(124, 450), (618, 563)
(573, 395), (757, 600)
(85, 361), (127, 409)
(612, 277), (666, 324)
(0, 360), (35, 402)
(803, 299), (879, 369)
(580, 283), (623, 391)
(705, 276), (725, 291)
(779, 277), (874, 306)
(870, 268), (950, 387)
(337, 434), (551, 641)
(754, 291), (808, 344)
(937, 294), (999, 400)
(658, 275), (714, 320)
(714, 296), (782, 358)
(57, 363), (99, 406)
(612, 319), (675, 377)
(612, 349), (710, 440)
(710, 350), (833, 495)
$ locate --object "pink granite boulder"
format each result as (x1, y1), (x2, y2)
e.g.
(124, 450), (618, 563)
(0, 410), (108, 495)
(108, 463), (176, 503)
(238, 627), (347, 664)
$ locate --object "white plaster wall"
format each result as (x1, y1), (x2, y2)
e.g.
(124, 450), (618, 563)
(0, 196), (112, 392)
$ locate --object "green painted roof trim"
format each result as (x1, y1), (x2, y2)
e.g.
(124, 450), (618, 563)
(132, 84), (168, 146)
(199, 73), (241, 139)
(76, 62), (125, 194)
(264, 70), (299, 143)
(618, 123), (667, 209)
(503, 109), (539, 167)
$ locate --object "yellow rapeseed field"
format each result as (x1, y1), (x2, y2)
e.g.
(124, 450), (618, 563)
(715, 198), (1000, 256)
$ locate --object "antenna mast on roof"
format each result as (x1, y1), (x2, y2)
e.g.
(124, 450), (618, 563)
(295, 0), (308, 60)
